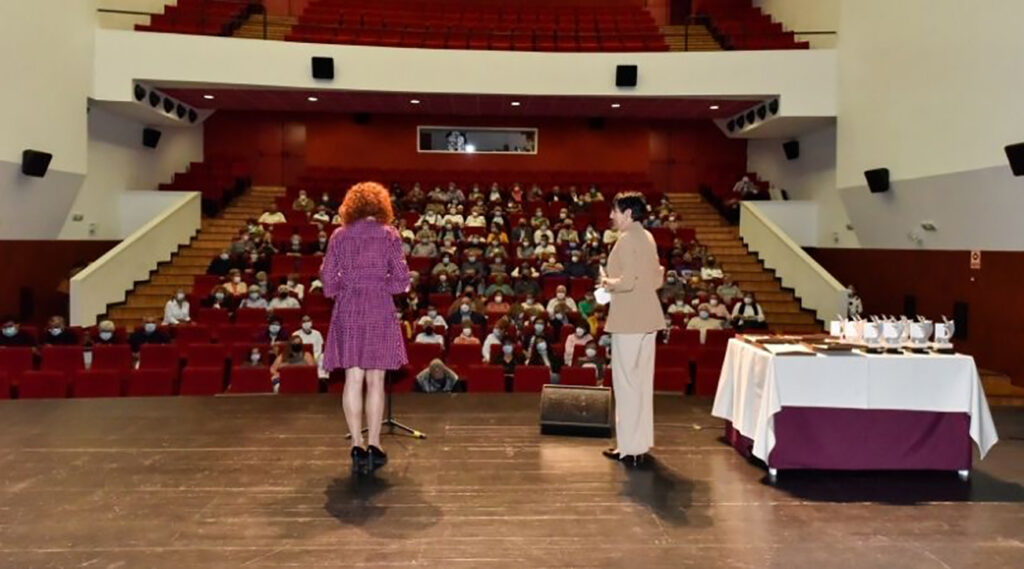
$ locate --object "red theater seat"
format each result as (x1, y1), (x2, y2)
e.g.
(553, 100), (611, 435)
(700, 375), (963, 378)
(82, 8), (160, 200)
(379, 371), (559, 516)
(462, 365), (505, 392)
(73, 370), (124, 398)
(278, 366), (320, 394)
(446, 343), (483, 366)
(0, 347), (35, 383)
(694, 349), (727, 396)
(180, 367), (225, 396)
(654, 367), (689, 393)
(229, 366), (273, 394)
(91, 345), (132, 371)
(0, 373), (9, 399)
(560, 366), (599, 386)
(40, 346), (85, 374)
(185, 344), (228, 370)
(19, 371), (70, 399)
(126, 369), (176, 397)
(513, 365), (551, 392)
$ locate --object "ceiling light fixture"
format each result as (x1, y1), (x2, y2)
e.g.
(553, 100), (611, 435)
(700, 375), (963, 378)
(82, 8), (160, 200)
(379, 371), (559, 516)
(410, 99), (420, 104)
(307, 96), (319, 102)
(611, 103), (621, 109)
(203, 95), (215, 100)
(510, 101), (521, 107)
(709, 105), (720, 110)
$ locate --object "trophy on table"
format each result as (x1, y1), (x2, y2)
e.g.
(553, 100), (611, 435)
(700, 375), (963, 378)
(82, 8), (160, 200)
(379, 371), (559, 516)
(860, 317), (884, 352)
(907, 317), (933, 352)
(932, 317), (956, 353)
(881, 316), (906, 353)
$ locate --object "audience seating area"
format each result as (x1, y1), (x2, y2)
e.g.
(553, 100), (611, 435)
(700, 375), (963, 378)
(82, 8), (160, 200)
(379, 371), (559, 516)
(157, 158), (251, 214)
(135, 0), (255, 36)
(692, 0), (808, 50)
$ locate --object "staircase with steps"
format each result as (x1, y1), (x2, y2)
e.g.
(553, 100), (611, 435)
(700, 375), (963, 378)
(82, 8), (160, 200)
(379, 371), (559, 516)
(232, 14), (297, 41)
(660, 24), (723, 51)
(667, 193), (821, 334)
(106, 186), (286, 330)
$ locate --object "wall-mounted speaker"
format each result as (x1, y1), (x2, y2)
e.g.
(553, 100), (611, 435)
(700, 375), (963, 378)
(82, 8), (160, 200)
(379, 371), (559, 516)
(188, 109), (198, 123)
(615, 64), (638, 87)
(735, 115), (745, 129)
(353, 112), (371, 125)
(312, 56), (335, 80)
(1005, 142), (1024, 176)
(768, 98), (779, 115)
(148, 92), (161, 108)
(175, 103), (187, 119)
(952, 301), (968, 340)
(587, 117), (606, 130)
(864, 168), (890, 193)
(162, 98), (175, 113)
(903, 294), (917, 318)
(21, 150), (53, 178)
(142, 127), (162, 149)
(782, 140), (800, 161)
(757, 104), (767, 120)
(726, 119), (736, 133)
(133, 84), (147, 102)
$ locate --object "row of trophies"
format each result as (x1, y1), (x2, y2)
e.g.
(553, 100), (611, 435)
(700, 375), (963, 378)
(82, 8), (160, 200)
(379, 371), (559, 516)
(829, 316), (956, 352)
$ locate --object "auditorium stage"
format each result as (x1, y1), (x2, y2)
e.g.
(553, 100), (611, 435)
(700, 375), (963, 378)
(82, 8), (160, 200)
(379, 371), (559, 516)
(1, 394), (1023, 568)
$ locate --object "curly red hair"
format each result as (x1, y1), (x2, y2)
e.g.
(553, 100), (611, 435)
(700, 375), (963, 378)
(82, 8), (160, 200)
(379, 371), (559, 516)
(338, 181), (394, 226)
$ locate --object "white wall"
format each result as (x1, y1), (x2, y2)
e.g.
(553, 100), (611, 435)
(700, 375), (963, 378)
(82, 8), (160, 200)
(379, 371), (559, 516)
(746, 124), (858, 247)
(0, 0), (96, 239)
(752, 0), (839, 49)
(97, 0), (172, 30)
(60, 105), (203, 240)
(747, 201), (819, 247)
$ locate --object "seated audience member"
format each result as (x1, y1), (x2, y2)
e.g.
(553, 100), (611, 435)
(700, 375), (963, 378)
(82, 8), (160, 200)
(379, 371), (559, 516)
(534, 238), (556, 260)
(128, 317), (169, 352)
(664, 213), (684, 232)
(549, 303), (573, 339)
(240, 346), (265, 367)
(244, 218), (266, 240)
(416, 306), (447, 328)
(284, 273), (305, 301)
(224, 269), (248, 298)
(453, 325), (481, 346)
(467, 184), (485, 204)
(716, 275), (742, 304)
(481, 319), (509, 363)
(411, 237), (439, 258)
(539, 256), (564, 276)
(439, 236), (459, 258)
(486, 225), (509, 245)
(484, 274), (514, 298)
(660, 270), (687, 304)
(396, 219), (415, 242)
(564, 250), (591, 278)
(311, 205), (332, 226)
(432, 254), (459, 277)
(204, 286), (234, 311)
(42, 316), (78, 346)
(448, 299), (487, 328)
(660, 314), (684, 344)
(416, 209), (441, 228)
(707, 296), (731, 321)
(732, 175), (759, 197)
(438, 223), (462, 244)
(432, 273), (455, 294)
(403, 185), (425, 210)
(487, 183), (504, 204)
(510, 218), (530, 243)
(239, 285), (269, 310)
(528, 184), (545, 202)
(512, 272), (541, 300)
(485, 293), (511, 316)
(686, 305), (723, 339)
(667, 297), (696, 316)
(509, 183), (524, 204)
(292, 316), (324, 360)
(602, 226), (619, 245)
(529, 207), (546, 229)
(550, 187), (565, 203)
(447, 182), (466, 204)
(285, 233), (306, 257)
(526, 337), (562, 382)
(442, 204), (465, 228)
(227, 233), (250, 258)
(465, 207), (487, 228)
(731, 294), (767, 330)
(162, 290), (191, 325)
(308, 278), (324, 295)
(576, 341), (608, 384)
(546, 286), (578, 316)
(396, 309), (413, 341)
(270, 336), (316, 392)
(577, 291), (597, 319)
(701, 256), (725, 281)
(404, 288), (423, 314)
(533, 220), (555, 244)
(414, 325), (445, 348)
(461, 250), (486, 277)
(556, 221), (579, 246)
(519, 296), (544, 317)
(587, 186), (604, 202)
(457, 269), (485, 297)
(258, 203), (287, 225)
(0, 318), (35, 347)
(245, 250), (271, 275)
(292, 190), (316, 215)
(207, 250), (237, 276)
(256, 316), (289, 345)
(416, 359), (463, 393)
(269, 285), (301, 311)
(91, 320), (122, 346)
(563, 321), (594, 366)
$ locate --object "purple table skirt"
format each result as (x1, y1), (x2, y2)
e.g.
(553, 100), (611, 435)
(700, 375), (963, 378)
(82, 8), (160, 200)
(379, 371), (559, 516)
(725, 407), (972, 471)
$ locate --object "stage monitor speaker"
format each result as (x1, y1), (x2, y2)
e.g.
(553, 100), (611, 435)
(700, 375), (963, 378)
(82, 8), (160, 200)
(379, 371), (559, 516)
(539, 384), (613, 437)
(21, 149), (52, 177)
(312, 56), (335, 80)
(142, 128), (162, 149)
(587, 117), (606, 130)
(1005, 142), (1024, 176)
(903, 294), (917, 318)
(952, 301), (968, 341)
(353, 112), (371, 125)
(782, 140), (800, 161)
(615, 64), (638, 87)
(864, 168), (890, 193)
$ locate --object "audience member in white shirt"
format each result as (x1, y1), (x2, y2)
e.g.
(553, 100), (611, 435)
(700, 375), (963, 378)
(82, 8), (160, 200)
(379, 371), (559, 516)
(258, 204), (287, 225)
(731, 294), (767, 329)
(414, 325), (446, 348)
(162, 290), (191, 325)
(416, 306), (448, 329)
(545, 285), (578, 316)
(268, 285), (301, 310)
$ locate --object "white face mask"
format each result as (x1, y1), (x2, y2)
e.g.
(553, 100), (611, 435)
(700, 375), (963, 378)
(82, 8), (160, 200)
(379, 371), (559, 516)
(214, 293), (225, 301)
(99, 331), (113, 341)
(534, 324), (544, 334)
(494, 296), (503, 303)
(537, 342), (547, 352)
(250, 352), (261, 363)
(467, 256), (476, 263)
(575, 327), (585, 337)
(269, 324), (281, 334)
(2, 326), (16, 337)
(557, 292), (566, 300)
(301, 322), (312, 332)
(143, 323), (157, 334)
(232, 276), (242, 284)
(744, 298), (753, 305)
(585, 348), (597, 358)
(250, 293), (260, 300)
(427, 310), (437, 318)
(462, 329), (472, 337)
(710, 299), (719, 306)
(176, 293), (186, 301)
(699, 311), (710, 319)
(503, 345), (514, 355)
(220, 253), (229, 260)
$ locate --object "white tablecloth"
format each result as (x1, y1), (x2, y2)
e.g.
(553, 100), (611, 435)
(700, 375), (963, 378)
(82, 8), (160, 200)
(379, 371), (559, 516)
(711, 339), (999, 462)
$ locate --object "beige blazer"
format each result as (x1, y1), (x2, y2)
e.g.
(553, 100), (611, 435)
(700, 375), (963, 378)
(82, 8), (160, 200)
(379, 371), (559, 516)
(603, 224), (666, 334)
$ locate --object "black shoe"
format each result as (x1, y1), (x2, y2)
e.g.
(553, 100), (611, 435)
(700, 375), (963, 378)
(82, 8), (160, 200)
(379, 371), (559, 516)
(368, 445), (388, 472)
(602, 448), (622, 461)
(350, 446), (369, 475)
(622, 454), (647, 468)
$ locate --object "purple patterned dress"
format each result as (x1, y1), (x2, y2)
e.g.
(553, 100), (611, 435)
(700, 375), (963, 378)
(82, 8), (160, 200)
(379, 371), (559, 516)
(321, 219), (410, 371)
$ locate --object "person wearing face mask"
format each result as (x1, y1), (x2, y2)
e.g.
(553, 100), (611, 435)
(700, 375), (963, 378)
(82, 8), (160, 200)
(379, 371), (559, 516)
(292, 316), (324, 361)
(432, 273), (455, 295)
(545, 285), (579, 317)
(481, 319), (509, 363)
(715, 275), (742, 304)
(239, 285), (269, 310)
(162, 290), (191, 326)
(258, 203), (287, 226)
(0, 318), (36, 347)
(224, 269), (248, 298)
(512, 267), (541, 299)
(556, 220), (579, 247)
(453, 325), (481, 346)
(246, 250), (271, 274)
(484, 274), (514, 299)
(292, 189), (316, 215)
(731, 293), (767, 330)
(533, 238), (556, 260)
(686, 304), (723, 341)
(91, 320), (122, 346)
(701, 256), (724, 281)
(564, 320), (595, 365)
(269, 285), (301, 311)
(432, 254), (459, 277)
(128, 316), (169, 353)
(516, 235), (536, 260)
(460, 250), (486, 278)
(659, 270), (687, 305)
(285, 233), (306, 257)
(576, 341), (608, 385)
(284, 273), (305, 301)
(241, 347), (265, 367)
(599, 192), (667, 467)
(415, 305), (447, 329)
(707, 296), (731, 320)
(414, 324), (445, 348)
(564, 250), (591, 278)
(539, 255), (565, 276)
(667, 296), (696, 317)
(484, 293), (511, 317)
(526, 335), (563, 382)
(311, 204), (332, 227)
(533, 220), (555, 245)
(411, 237), (439, 259)
(447, 300), (486, 328)
(256, 316), (289, 345)
(270, 337), (316, 392)
(206, 249), (237, 276)
(204, 286), (233, 311)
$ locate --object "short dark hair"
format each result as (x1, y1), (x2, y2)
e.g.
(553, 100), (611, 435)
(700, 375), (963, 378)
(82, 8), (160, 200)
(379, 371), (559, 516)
(613, 192), (648, 222)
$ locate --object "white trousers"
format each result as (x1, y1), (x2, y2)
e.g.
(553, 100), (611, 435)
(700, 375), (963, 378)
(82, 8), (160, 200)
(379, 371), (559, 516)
(611, 332), (656, 455)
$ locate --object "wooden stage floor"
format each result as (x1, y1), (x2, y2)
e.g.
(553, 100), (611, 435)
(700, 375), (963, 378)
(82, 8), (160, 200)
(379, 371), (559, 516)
(1, 394), (1023, 568)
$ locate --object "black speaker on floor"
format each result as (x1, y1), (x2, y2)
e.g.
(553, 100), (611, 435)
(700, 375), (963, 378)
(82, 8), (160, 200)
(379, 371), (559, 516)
(312, 56), (335, 80)
(142, 128), (162, 149)
(353, 112), (371, 125)
(782, 140), (800, 161)
(587, 117), (606, 130)
(1005, 142), (1024, 176)
(615, 64), (638, 87)
(952, 301), (968, 340)
(539, 384), (613, 437)
(903, 294), (917, 318)
(864, 168), (890, 193)
(21, 150), (52, 177)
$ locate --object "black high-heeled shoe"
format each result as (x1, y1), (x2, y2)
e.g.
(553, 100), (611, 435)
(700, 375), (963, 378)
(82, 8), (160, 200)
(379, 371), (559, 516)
(350, 446), (369, 474)
(622, 454), (647, 468)
(602, 448), (623, 461)
(367, 445), (388, 472)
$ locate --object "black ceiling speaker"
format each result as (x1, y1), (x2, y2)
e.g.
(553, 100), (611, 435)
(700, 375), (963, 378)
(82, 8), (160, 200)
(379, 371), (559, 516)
(142, 127), (162, 149)
(134, 84), (147, 101)
(768, 98), (779, 115)
(312, 56), (335, 80)
(782, 140), (800, 160)
(735, 115), (745, 129)
(757, 104), (767, 120)
(353, 112), (371, 125)
(745, 109), (756, 124)
(726, 119), (736, 132)
(188, 109), (198, 123)
(864, 168), (890, 193)
(148, 91), (161, 107)
(1004, 142), (1024, 176)
(21, 150), (53, 178)
(175, 103), (187, 119)
(615, 64), (638, 87)
(952, 301), (968, 340)
(587, 117), (606, 130)
(163, 97), (175, 113)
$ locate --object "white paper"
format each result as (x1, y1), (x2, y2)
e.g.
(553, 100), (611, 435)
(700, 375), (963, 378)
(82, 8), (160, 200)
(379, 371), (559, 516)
(762, 344), (815, 356)
(594, 287), (611, 306)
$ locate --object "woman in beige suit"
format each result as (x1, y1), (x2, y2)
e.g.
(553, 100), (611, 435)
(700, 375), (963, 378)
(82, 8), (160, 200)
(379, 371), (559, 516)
(599, 192), (666, 467)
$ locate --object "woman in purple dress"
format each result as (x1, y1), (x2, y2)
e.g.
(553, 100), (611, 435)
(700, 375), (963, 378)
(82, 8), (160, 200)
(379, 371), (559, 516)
(321, 182), (410, 474)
